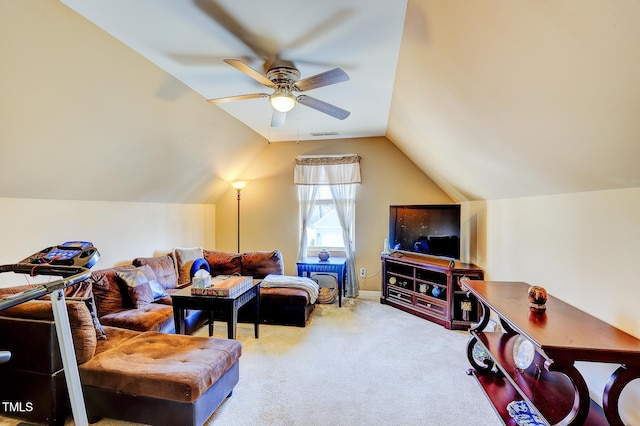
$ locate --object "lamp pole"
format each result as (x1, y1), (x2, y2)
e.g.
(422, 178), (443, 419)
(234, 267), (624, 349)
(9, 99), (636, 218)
(231, 181), (248, 253)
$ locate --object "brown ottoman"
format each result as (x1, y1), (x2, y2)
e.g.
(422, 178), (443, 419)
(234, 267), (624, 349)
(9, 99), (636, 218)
(79, 331), (241, 426)
(258, 287), (315, 327)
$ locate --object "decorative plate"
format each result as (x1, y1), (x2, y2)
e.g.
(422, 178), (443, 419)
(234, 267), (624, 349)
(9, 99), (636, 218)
(512, 335), (535, 370)
(506, 400), (547, 426)
(472, 342), (491, 364)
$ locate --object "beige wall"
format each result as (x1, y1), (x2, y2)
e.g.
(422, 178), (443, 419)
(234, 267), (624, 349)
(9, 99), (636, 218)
(465, 187), (640, 424)
(476, 188), (639, 338)
(215, 136), (453, 290)
(0, 197), (213, 286)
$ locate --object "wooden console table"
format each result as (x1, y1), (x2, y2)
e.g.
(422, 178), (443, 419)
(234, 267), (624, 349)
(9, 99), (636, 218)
(463, 279), (640, 426)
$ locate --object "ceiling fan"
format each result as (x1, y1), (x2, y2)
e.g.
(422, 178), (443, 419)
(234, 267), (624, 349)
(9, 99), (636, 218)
(207, 57), (350, 127)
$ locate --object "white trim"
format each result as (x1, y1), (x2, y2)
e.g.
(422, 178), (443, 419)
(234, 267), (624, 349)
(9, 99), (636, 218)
(358, 290), (381, 299)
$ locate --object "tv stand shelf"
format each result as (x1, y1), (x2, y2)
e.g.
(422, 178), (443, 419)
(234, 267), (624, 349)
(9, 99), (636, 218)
(463, 280), (640, 426)
(380, 253), (483, 330)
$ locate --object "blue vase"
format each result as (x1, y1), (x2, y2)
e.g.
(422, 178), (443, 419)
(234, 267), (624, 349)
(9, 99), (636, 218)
(318, 249), (330, 261)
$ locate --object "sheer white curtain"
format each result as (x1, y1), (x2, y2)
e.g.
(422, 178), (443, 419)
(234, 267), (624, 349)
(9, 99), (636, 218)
(294, 154), (361, 297)
(296, 184), (318, 262)
(329, 183), (358, 297)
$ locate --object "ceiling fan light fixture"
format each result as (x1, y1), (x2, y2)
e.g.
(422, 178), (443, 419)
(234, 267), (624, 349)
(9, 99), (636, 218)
(269, 89), (296, 112)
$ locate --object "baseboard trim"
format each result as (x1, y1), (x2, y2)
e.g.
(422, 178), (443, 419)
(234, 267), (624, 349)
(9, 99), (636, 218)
(358, 290), (381, 299)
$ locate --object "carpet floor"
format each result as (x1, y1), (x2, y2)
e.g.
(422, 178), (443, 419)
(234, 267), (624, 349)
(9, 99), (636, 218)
(1, 294), (500, 426)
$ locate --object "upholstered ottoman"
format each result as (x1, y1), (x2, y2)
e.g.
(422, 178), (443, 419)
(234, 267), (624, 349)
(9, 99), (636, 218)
(79, 331), (241, 426)
(259, 287), (315, 327)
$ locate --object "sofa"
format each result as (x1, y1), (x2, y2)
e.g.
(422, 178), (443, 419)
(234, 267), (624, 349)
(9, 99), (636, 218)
(0, 248), (315, 425)
(86, 255), (208, 335)
(83, 249), (314, 331)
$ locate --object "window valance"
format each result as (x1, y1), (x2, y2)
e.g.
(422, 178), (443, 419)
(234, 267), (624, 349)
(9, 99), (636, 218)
(294, 154), (361, 185)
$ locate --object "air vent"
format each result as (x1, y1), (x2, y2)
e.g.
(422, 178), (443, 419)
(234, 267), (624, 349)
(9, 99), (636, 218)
(310, 132), (339, 137)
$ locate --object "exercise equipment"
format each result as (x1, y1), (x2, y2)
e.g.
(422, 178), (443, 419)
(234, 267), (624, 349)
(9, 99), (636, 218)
(0, 241), (100, 426)
(18, 241), (99, 269)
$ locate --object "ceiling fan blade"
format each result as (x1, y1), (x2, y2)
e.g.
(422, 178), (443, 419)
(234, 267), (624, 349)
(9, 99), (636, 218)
(271, 110), (286, 127)
(283, 9), (354, 54)
(193, 0), (273, 60)
(207, 93), (268, 104)
(297, 95), (350, 120)
(224, 59), (274, 87)
(167, 53), (252, 66)
(294, 68), (349, 92)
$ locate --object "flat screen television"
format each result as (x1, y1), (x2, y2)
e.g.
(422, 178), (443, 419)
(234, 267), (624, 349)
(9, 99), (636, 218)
(389, 204), (461, 259)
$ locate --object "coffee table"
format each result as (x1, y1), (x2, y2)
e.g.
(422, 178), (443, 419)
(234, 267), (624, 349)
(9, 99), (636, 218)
(171, 280), (260, 339)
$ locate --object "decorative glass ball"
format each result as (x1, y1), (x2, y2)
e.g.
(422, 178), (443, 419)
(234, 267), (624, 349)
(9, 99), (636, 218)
(528, 286), (548, 311)
(431, 286), (443, 298)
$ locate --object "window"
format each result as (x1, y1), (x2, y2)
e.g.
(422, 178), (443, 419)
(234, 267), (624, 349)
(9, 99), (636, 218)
(304, 185), (354, 250)
(294, 154), (361, 297)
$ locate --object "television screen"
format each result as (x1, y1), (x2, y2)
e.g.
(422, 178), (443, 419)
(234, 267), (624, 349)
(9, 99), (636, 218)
(389, 204), (461, 259)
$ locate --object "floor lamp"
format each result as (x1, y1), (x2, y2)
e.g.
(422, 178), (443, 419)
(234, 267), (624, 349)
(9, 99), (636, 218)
(231, 181), (248, 253)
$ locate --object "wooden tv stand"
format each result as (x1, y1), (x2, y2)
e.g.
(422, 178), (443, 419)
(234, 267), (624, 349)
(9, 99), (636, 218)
(380, 253), (483, 330)
(462, 279), (640, 426)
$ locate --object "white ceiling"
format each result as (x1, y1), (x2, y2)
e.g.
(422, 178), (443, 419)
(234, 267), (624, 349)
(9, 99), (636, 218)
(61, 0), (407, 142)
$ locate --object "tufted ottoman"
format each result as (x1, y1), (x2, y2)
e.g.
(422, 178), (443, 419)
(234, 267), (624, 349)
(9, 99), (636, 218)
(258, 287), (315, 326)
(79, 331), (241, 426)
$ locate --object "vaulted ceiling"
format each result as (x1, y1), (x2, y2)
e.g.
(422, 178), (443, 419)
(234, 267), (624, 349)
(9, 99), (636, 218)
(2, 1), (639, 204)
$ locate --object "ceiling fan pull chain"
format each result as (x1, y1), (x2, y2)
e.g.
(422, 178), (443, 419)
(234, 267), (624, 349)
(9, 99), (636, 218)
(267, 108), (272, 144)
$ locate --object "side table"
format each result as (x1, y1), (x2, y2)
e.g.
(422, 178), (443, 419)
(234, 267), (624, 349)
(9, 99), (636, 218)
(296, 257), (346, 307)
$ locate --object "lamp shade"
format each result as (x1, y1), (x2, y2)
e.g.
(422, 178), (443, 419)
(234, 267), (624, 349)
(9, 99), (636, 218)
(231, 180), (248, 190)
(269, 89), (296, 112)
